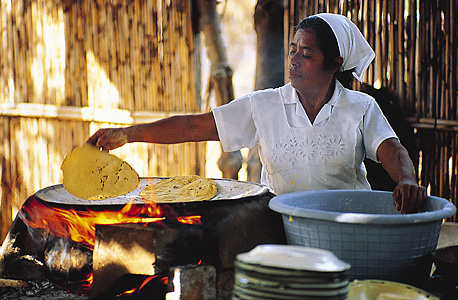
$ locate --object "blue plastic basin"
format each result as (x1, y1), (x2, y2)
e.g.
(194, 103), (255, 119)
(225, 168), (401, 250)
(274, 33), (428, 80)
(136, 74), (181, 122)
(269, 190), (456, 281)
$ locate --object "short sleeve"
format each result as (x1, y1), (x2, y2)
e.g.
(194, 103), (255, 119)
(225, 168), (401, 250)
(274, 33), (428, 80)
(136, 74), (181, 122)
(363, 100), (398, 162)
(212, 95), (257, 152)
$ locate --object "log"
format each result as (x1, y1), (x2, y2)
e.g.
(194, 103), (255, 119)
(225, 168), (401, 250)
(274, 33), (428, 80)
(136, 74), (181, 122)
(90, 221), (203, 298)
(0, 213), (48, 281)
(43, 236), (92, 284)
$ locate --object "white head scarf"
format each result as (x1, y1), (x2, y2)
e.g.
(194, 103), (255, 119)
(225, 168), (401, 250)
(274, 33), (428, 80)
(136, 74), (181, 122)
(315, 13), (375, 82)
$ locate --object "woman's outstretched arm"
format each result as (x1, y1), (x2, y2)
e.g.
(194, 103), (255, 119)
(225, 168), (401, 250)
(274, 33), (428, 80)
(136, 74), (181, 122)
(86, 112), (219, 151)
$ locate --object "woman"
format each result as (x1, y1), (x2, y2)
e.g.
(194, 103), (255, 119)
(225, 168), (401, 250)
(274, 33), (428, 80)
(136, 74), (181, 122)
(87, 13), (426, 214)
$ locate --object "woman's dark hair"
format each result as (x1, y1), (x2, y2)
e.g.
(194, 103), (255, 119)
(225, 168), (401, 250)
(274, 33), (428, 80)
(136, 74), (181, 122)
(295, 16), (354, 88)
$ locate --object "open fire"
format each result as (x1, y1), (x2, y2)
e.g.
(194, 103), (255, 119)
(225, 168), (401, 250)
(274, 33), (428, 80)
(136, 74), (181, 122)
(20, 196), (201, 253)
(0, 179), (286, 299)
(18, 196), (203, 292)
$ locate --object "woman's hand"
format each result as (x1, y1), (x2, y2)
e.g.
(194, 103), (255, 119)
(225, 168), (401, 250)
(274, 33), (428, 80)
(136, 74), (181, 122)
(377, 138), (427, 214)
(86, 127), (128, 151)
(393, 179), (427, 214)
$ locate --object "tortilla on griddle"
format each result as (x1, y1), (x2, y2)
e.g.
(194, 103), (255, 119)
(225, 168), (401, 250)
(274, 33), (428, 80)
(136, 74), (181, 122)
(61, 144), (140, 200)
(140, 175), (217, 203)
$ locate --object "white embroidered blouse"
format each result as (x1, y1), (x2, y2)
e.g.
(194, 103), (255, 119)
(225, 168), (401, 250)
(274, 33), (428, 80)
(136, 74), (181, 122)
(212, 81), (397, 195)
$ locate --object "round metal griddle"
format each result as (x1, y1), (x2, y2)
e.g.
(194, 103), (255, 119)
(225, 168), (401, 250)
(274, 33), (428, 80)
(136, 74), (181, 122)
(36, 177), (271, 206)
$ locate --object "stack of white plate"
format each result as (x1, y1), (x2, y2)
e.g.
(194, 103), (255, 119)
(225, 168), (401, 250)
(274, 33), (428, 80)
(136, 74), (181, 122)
(232, 244), (351, 300)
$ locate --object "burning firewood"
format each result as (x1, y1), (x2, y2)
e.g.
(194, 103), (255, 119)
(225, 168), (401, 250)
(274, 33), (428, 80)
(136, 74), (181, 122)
(43, 236), (92, 284)
(0, 184), (286, 299)
(90, 221), (204, 298)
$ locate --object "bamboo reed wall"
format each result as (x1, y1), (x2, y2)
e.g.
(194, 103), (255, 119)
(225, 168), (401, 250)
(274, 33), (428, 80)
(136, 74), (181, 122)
(1, 0), (457, 241)
(0, 0), (206, 240)
(286, 0), (458, 221)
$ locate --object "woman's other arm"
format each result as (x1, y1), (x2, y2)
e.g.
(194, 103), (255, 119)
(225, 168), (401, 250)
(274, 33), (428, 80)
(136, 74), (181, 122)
(377, 138), (427, 214)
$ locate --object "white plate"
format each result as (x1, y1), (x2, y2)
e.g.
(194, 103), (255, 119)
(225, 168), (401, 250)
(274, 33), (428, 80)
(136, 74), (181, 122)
(36, 177), (270, 206)
(235, 279), (349, 297)
(235, 261), (348, 281)
(236, 244), (351, 273)
(235, 272), (349, 290)
(233, 284), (347, 300)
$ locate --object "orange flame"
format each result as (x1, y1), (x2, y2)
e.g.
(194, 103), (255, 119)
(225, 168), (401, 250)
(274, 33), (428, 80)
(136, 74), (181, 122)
(176, 215), (201, 225)
(117, 275), (165, 296)
(19, 195), (202, 290)
(81, 273), (93, 290)
(20, 196), (165, 249)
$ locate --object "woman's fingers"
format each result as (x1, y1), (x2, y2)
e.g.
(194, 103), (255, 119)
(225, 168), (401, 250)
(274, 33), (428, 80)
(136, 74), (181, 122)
(86, 128), (128, 151)
(393, 183), (427, 214)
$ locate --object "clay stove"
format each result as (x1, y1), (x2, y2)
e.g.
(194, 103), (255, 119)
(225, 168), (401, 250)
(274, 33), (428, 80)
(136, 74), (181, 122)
(0, 178), (286, 299)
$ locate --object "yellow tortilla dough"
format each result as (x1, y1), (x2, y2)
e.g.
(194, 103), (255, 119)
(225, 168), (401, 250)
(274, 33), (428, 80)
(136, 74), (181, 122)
(61, 144), (140, 200)
(140, 175), (217, 203)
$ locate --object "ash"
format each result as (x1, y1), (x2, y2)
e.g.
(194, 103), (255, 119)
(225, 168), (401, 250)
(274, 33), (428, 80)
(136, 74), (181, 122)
(0, 280), (89, 300)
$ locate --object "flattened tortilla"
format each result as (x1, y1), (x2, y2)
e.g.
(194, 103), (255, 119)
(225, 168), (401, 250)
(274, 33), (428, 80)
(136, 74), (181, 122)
(140, 175), (217, 203)
(61, 144), (140, 200)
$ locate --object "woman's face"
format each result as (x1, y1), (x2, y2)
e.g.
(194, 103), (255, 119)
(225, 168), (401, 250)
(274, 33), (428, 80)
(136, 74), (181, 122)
(288, 29), (336, 94)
